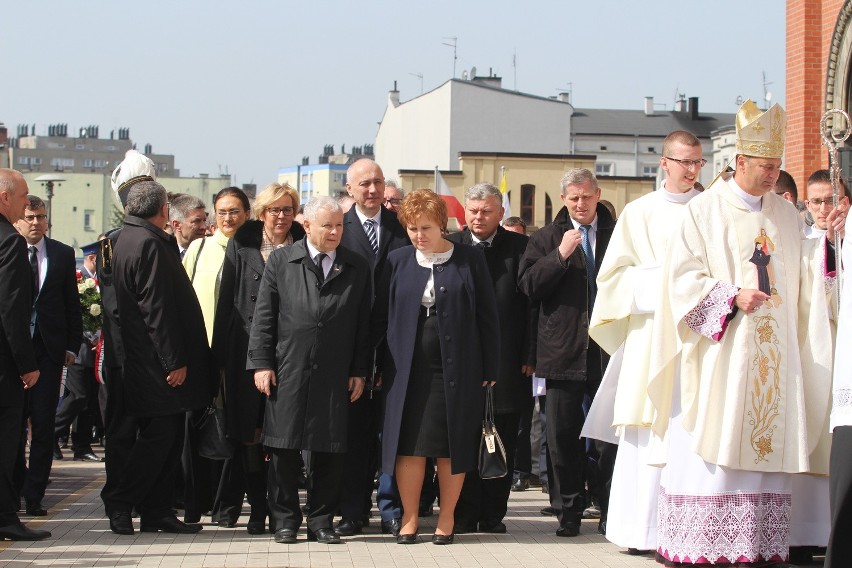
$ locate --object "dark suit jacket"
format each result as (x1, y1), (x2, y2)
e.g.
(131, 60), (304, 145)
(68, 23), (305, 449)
(0, 214), (38, 408)
(32, 237), (83, 367)
(447, 227), (534, 413)
(112, 216), (213, 417)
(379, 243), (500, 474)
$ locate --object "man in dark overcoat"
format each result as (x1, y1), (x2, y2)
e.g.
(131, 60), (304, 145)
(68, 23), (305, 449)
(337, 158), (409, 536)
(447, 182), (534, 534)
(108, 179), (213, 535)
(248, 195), (372, 545)
(518, 168), (616, 538)
(0, 169), (50, 541)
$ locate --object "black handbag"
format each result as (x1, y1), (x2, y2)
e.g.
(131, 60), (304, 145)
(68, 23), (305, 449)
(478, 384), (507, 479)
(195, 376), (234, 461)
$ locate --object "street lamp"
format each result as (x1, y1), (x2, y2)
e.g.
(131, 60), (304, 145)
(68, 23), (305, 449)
(34, 173), (65, 237)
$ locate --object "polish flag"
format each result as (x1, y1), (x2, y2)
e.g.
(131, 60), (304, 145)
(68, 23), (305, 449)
(435, 168), (466, 229)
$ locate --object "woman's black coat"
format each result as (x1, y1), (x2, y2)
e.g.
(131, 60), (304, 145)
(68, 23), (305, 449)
(379, 242), (500, 474)
(212, 219), (304, 443)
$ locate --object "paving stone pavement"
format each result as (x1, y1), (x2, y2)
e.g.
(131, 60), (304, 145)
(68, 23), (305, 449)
(0, 460), (817, 567)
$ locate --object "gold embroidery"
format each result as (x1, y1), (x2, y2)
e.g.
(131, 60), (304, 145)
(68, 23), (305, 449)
(750, 122), (765, 133)
(748, 314), (781, 463)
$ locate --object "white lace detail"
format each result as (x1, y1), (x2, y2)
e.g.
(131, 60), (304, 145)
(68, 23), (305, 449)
(835, 388), (852, 409)
(826, 273), (837, 293)
(683, 281), (739, 339)
(657, 487), (790, 564)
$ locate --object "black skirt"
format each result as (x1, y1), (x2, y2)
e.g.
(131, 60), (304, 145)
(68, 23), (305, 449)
(397, 310), (449, 458)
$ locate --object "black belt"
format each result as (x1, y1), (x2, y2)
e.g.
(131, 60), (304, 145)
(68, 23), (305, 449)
(420, 305), (437, 317)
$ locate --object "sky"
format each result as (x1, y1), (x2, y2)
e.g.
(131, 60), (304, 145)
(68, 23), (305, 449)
(3, 1), (785, 186)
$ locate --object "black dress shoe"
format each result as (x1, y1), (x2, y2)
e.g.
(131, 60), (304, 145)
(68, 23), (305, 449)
(273, 528), (297, 543)
(247, 521), (266, 535)
(511, 478), (529, 492)
(73, 452), (104, 462)
(140, 515), (202, 534)
(334, 518), (362, 536)
(627, 548), (653, 556)
(597, 520), (606, 535)
(540, 506), (558, 516)
(217, 518), (237, 528)
(0, 521), (51, 541)
(556, 523), (580, 537)
(307, 527), (341, 544)
(541, 482), (549, 494)
(381, 518), (401, 536)
(431, 533), (454, 545)
(53, 443), (63, 461)
(479, 521), (507, 534)
(109, 511), (134, 535)
(396, 533), (417, 544)
(25, 500), (47, 516)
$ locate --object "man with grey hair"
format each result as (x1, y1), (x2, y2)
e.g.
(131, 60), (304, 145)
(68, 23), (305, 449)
(168, 193), (207, 258)
(519, 168), (617, 537)
(448, 182), (534, 534)
(0, 169), (50, 541)
(249, 195), (372, 544)
(383, 179), (404, 213)
(108, 180), (213, 535)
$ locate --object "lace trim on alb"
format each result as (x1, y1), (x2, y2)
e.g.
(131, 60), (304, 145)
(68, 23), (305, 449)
(683, 281), (738, 340)
(657, 487), (790, 564)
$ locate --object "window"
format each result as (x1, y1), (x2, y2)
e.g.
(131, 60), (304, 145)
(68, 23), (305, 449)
(545, 193), (553, 225)
(76, 144), (86, 150)
(31, 158), (42, 166)
(596, 163), (613, 176)
(599, 145), (607, 151)
(83, 209), (95, 231)
(83, 159), (93, 168)
(642, 165), (659, 177)
(50, 158), (74, 168)
(96, 160), (107, 168)
(17, 157), (29, 165)
(521, 184), (535, 225)
(647, 146), (655, 153)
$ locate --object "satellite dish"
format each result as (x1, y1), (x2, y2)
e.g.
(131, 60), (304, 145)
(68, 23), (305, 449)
(470, 66), (477, 79)
(462, 70), (468, 80)
(765, 92), (773, 102)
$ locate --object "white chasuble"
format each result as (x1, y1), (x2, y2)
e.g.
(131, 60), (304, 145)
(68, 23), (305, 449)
(648, 175), (833, 474)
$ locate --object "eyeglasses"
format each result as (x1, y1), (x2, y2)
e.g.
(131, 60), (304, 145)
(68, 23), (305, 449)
(265, 206), (295, 217)
(23, 214), (48, 223)
(384, 198), (402, 206)
(665, 157), (707, 169)
(216, 209), (244, 218)
(808, 198), (836, 207)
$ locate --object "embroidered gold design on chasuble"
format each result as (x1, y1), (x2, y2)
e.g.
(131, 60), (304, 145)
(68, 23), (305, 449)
(747, 227), (782, 464)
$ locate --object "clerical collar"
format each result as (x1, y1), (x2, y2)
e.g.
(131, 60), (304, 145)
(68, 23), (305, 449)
(658, 181), (700, 204)
(470, 231), (497, 246)
(305, 240), (337, 264)
(727, 177), (763, 212)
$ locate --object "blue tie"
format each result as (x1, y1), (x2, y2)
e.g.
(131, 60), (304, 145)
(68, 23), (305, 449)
(364, 219), (378, 256)
(580, 225), (596, 306)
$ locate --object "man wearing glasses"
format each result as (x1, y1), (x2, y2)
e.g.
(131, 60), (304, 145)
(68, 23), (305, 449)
(13, 195), (82, 518)
(383, 180), (404, 213)
(805, 169), (851, 239)
(587, 130), (704, 556)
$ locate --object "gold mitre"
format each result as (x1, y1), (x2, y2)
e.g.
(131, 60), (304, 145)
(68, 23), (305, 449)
(735, 99), (786, 158)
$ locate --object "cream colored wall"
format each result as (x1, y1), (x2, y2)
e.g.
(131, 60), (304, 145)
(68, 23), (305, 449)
(398, 154), (654, 229)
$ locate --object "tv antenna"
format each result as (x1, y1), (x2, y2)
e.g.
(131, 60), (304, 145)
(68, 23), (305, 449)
(442, 36), (458, 78)
(762, 71), (773, 109)
(410, 72), (424, 94)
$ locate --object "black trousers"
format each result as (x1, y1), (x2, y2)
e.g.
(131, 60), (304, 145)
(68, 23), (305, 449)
(215, 444), (267, 523)
(338, 393), (381, 522)
(544, 379), (617, 527)
(268, 448), (344, 532)
(108, 411), (184, 518)
(827, 425), (852, 567)
(513, 396), (535, 479)
(54, 363), (99, 453)
(455, 411), (520, 527)
(15, 339), (63, 504)
(101, 366), (140, 515)
(182, 410), (222, 521)
(0, 406), (23, 525)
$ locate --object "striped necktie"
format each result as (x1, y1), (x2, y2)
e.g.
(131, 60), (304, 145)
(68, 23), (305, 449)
(364, 219), (378, 256)
(580, 225), (596, 306)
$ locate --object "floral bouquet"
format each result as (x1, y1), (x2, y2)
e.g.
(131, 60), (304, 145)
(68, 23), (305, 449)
(77, 270), (103, 337)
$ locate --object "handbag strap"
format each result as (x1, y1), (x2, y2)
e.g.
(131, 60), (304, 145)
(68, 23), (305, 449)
(189, 236), (207, 284)
(484, 384), (495, 424)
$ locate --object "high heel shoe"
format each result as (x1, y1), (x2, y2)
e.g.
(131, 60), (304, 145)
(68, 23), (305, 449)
(396, 533), (417, 544)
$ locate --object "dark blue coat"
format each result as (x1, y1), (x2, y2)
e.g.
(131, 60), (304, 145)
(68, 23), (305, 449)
(379, 242), (500, 474)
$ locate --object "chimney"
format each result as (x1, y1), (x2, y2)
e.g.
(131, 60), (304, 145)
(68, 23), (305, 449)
(644, 96), (654, 116)
(389, 80), (400, 107)
(674, 94), (686, 112)
(557, 92), (571, 103)
(688, 97), (699, 120)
